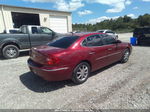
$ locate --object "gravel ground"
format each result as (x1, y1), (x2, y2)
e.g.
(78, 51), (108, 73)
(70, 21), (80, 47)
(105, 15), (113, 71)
(0, 33), (150, 109)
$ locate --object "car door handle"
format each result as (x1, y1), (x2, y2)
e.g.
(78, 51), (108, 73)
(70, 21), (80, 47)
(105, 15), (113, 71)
(108, 48), (113, 51)
(89, 52), (95, 55)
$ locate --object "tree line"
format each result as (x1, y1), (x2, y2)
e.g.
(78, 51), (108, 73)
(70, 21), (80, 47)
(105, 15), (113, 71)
(72, 14), (150, 33)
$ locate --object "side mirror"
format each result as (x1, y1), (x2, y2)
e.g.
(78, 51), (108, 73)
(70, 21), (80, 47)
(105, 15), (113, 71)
(116, 40), (122, 43)
(117, 40), (121, 43)
(113, 40), (122, 44)
(52, 31), (56, 37)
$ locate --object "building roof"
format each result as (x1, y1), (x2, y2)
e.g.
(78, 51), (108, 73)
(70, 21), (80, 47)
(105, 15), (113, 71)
(0, 4), (71, 14)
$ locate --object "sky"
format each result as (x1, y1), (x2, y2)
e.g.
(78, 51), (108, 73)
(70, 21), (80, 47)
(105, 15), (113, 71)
(0, 0), (150, 24)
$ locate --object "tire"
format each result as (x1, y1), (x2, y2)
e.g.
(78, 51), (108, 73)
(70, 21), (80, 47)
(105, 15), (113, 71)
(137, 40), (141, 45)
(116, 35), (118, 40)
(121, 49), (130, 63)
(72, 62), (90, 84)
(2, 45), (19, 59)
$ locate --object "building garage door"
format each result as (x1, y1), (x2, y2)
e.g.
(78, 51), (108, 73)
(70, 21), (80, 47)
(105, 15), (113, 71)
(50, 16), (68, 33)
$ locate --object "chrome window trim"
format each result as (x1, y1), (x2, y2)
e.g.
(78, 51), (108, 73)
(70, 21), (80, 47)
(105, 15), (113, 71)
(80, 34), (117, 48)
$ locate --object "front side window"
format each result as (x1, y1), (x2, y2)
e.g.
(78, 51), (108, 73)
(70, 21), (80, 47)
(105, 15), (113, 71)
(102, 35), (116, 45)
(40, 27), (52, 34)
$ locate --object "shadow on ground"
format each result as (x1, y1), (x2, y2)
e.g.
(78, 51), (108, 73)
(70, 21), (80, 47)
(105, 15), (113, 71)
(20, 62), (118, 93)
(20, 72), (75, 93)
(20, 51), (30, 57)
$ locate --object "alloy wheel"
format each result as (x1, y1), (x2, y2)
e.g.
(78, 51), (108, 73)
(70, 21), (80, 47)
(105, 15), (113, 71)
(76, 64), (89, 81)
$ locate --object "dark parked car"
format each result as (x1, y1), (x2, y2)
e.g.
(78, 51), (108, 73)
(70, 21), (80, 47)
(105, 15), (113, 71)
(0, 25), (57, 59)
(28, 33), (132, 84)
(133, 27), (150, 45)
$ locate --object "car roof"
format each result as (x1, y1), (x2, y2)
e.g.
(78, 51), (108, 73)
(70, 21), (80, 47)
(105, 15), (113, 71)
(72, 32), (105, 37)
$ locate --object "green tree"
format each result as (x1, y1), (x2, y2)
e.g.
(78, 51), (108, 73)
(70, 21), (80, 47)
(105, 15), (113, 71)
(72, 14), (150, 33)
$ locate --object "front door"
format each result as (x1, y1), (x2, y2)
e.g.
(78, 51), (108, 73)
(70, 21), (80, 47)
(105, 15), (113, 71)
(39, 27), (54, 45)
(30, 27), (54, 47)
(30, 27), (43, 47)
(102, 35), (121, 65)
(82, 34), (109, 71)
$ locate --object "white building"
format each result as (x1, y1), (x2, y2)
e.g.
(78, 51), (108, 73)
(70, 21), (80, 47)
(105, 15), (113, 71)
(0, 4), (72, 33)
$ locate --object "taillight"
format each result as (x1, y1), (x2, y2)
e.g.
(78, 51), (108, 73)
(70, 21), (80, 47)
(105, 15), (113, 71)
(46, 55), (60, 65)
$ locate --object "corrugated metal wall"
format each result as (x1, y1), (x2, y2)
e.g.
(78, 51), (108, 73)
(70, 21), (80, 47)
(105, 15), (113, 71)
(0, 6), (13, 33)
(0, 6), (5, 33)
(2, 10), (13, 29)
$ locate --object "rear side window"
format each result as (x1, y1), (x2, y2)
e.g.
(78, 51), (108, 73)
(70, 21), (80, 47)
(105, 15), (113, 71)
(9, 30), (19, 33)
(32, 27), (39, 34)
(48, 36), (80, 48)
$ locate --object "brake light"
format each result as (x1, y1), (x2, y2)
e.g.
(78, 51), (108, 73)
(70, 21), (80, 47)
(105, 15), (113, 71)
(46, 56), (60, 65)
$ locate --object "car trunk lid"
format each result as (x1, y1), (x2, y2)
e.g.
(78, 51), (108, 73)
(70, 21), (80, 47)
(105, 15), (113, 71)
(30, 45), (65, 65)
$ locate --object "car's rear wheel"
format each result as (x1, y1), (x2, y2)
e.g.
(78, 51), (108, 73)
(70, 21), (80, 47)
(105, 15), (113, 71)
(121, 49), (130, 63)
(72, 62), (90, 84)
(2, 45), (19, 59)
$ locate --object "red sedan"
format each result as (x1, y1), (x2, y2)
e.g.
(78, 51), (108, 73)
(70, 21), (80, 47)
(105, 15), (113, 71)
(28, 33), (132, 84)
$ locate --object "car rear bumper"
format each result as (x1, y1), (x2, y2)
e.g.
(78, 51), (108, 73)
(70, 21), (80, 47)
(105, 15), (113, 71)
(27, 59), (72, 81)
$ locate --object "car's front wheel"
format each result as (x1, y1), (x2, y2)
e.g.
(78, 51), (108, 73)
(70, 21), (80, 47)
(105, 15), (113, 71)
(121, 49), (130, 63)
(72, 62), (90, 84)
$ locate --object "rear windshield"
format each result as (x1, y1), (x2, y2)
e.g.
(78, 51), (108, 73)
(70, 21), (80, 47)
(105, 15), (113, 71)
(48, 36), (80, 48)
